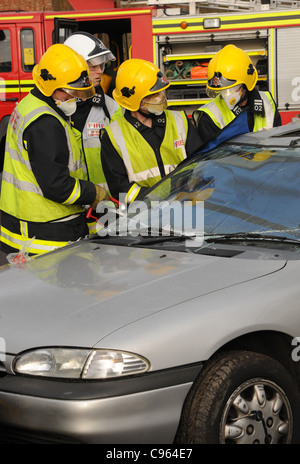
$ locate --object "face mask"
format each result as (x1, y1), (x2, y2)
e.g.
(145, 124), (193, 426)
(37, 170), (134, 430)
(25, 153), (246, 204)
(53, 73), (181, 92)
(54, 98), (77, 116)
(221, 85), (244, 110)
(140, 91), (167, 116)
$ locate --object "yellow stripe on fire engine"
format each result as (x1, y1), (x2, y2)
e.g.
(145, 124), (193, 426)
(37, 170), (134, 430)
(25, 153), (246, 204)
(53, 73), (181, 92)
(153, 35), (157, 66)
(167, 99), (211, 106)
(269, 28), (276, 101)
(0, 80), (19, 93)
(169, 80), (207, 85)
(163, 50), (267, 62)
(20, 80), (34, 93)
(45, 9), (152, 19)
(0, 79), (34, 94)
(152, 10), (300, 34)
(0, 15), (34, 21)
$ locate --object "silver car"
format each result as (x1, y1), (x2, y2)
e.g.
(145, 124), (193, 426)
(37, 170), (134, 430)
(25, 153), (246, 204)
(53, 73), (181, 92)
(1, 122), (300, 444)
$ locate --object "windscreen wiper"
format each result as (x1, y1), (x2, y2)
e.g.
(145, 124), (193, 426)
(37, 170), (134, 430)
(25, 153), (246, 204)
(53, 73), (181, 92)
(204, 232), (300, 244)
(123, 227), (205, 246)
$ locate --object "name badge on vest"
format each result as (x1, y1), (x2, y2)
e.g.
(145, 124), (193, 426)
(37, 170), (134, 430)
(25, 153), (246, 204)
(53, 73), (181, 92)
(252, 98), (264, 114)
(92, 92), (104, 106)
(87, 122), (105, 137)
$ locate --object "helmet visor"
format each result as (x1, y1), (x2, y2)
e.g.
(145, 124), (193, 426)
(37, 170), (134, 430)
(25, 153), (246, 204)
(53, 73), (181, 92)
(65, 71), (95, 99)
(88, 51), (116, 67)
(206, 87), (220, 98)
(88, 61), (106, 72)
(149, 72), (170, 93)
(87, 39), (116, 65)
(62, 86), (95, 99)
(207, 74), (237, 90)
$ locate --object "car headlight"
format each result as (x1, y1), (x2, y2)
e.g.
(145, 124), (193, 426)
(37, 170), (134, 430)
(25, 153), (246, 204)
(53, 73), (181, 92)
(14, 348), (150, 379)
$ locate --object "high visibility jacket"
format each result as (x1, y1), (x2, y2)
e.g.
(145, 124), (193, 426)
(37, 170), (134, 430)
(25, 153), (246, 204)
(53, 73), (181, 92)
(1, 93), (87, 223)
(104, 110), (188, 203)
(0, 94), (91, 255)
(197, 90), (276, 132)
(81, 96), (122, 188)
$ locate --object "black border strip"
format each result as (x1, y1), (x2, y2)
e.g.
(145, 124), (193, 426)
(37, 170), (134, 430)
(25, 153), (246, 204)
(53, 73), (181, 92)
(0, 362), (203, 400)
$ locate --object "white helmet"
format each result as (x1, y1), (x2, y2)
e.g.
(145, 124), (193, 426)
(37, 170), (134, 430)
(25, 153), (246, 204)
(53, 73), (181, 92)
(64, 32), (116, 66)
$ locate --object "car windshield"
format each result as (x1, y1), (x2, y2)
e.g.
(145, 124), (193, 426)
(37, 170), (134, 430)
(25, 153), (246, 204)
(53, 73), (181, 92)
(95, 142), (300, 248)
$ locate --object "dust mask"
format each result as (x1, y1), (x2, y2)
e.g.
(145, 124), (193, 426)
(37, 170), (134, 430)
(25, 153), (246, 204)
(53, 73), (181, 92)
(221, 85), (244, 110)
(54, 98), (77, 116)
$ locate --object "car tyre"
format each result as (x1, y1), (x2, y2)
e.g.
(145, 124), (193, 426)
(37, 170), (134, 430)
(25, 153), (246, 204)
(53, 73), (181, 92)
(176, 350), (300, 444)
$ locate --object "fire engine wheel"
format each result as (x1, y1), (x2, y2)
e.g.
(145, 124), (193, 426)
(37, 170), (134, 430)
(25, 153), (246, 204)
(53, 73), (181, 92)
(176, 351), (300, 444)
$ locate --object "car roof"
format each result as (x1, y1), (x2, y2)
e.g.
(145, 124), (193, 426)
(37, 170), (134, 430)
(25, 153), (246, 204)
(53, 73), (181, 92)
(228, 118), (300, 147)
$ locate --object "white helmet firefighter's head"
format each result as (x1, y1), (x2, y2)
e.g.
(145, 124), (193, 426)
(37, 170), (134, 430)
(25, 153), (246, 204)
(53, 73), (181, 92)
(64, 31), (116, 67)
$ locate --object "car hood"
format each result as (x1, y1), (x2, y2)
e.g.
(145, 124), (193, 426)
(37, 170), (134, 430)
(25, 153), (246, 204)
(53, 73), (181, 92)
(0, 240), (286, 353)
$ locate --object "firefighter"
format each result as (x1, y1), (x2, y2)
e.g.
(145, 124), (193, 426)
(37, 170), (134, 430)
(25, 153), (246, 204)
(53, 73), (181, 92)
(193, 44), (282, 152)
(100, 58), (204, 204)
(0, 43), (109, 256)
(64, 32), (123, 189)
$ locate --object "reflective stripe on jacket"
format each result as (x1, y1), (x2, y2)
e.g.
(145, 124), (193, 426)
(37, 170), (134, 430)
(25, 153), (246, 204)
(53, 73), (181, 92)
(1, 93), (87, 223)
(82, 97), (122, 188)
(0, 224), (71, 255)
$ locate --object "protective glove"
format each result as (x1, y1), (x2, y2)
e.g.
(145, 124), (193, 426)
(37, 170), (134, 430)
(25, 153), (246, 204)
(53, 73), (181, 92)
(90, 184), (110, 210)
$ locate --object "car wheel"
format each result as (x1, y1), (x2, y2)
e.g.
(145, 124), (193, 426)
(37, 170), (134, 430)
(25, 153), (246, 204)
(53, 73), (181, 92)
(176, 350), (300, 444)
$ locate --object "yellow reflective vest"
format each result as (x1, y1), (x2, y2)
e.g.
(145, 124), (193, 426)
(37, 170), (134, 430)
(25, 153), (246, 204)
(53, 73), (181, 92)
(104, 110), (188, 203)
(1, 93), (87, 223)
(196, 91), (276, 131)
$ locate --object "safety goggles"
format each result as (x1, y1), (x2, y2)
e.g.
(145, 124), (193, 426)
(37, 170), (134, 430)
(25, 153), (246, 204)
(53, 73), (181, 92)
(206, 83), (244, 103)
(140, 90), (167, 114)
(220, 84), (243, 98)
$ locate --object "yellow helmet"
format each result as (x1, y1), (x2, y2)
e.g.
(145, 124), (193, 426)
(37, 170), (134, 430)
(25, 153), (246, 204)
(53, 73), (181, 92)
(206, 44), (258, 94)
(113, 58), (170, 111)
(32, 44), (95, 99)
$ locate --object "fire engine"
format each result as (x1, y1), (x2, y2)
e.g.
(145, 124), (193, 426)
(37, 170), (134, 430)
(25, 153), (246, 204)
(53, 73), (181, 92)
(1, 0), (300, 155)
(0, 2), (153, 159)
(152, 0), (300, 125)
